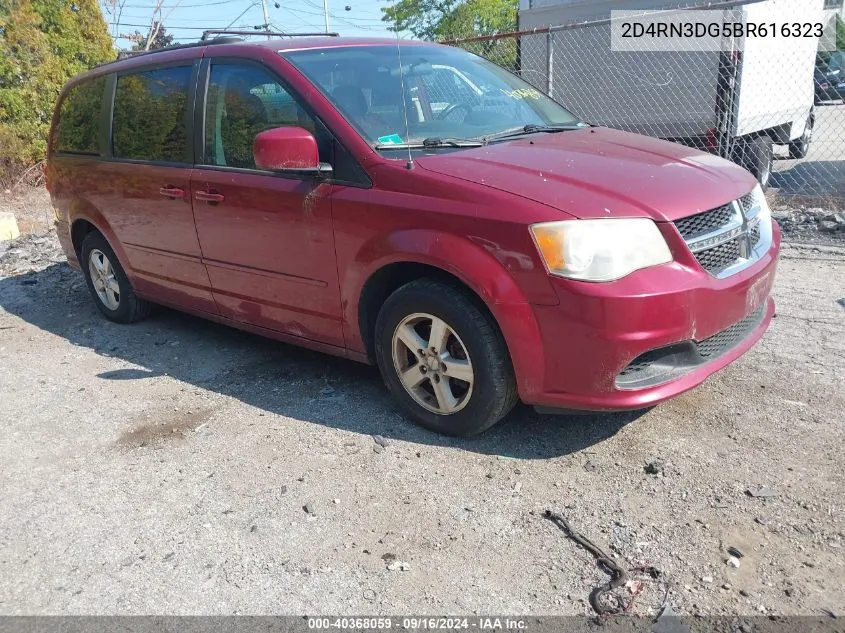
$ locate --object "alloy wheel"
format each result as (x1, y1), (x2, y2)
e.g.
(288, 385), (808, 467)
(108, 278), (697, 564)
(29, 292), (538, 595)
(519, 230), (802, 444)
(391, 312), (474, 415)
(88, 248), (121, 311)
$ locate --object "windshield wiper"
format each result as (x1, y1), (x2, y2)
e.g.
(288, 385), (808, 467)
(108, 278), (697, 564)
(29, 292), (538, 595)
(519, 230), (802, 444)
(374, 137), (484, 150)
(484, 123), (586, 142)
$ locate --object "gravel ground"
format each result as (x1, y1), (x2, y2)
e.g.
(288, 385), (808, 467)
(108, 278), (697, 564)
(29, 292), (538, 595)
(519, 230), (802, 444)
(769, 201), (845, 247)
(0, 190), (843, 618)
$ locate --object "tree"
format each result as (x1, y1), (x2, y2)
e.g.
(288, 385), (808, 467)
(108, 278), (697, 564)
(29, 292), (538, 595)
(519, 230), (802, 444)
(0, 0), (113, 182)
(130, 21), (173, 51)
(381, 0), (517, 42)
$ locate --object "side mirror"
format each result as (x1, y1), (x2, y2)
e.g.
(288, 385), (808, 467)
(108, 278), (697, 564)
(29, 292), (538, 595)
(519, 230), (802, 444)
(253, 126), (332, 177)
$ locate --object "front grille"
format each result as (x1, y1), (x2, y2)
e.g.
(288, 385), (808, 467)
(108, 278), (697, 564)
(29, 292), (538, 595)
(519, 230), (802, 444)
(750, 223), (761, 247)
(737, 191), (759, 214)
(695, 238), (742, 275)
(674, 189), (770, 278)
(675, 204), (735, 241)
(697, 305), (766, 359)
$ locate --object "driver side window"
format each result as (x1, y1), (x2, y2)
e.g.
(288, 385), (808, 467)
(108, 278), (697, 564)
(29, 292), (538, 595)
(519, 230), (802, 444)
(418, 68), (474, 118)
(204, 63), (319, 169)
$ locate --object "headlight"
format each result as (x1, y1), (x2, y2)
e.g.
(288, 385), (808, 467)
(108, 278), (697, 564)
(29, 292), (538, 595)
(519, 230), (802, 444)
(530, 218), (673, 282)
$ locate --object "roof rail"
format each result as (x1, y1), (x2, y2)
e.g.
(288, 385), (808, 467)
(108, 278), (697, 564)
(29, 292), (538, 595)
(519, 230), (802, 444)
(113, 36), (240, 61)
(108, 30), (339, 65)
(200, 29), (339, 40)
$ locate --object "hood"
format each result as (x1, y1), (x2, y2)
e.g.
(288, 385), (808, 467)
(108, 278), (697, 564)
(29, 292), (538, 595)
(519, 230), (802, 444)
(415, 127), (757, 222)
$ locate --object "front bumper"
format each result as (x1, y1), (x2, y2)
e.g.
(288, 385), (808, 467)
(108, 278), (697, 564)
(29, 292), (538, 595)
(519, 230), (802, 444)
(511, 221), (780, 412)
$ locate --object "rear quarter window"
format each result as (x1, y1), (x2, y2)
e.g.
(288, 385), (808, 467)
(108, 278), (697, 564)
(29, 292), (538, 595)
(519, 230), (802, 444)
(112, 66), (192, 163)
(55, 76), (106, 155)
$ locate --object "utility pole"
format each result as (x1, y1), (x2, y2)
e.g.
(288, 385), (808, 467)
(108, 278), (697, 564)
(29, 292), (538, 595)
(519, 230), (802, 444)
(261, 0), (271, 38)
(323, 0), (329, 33)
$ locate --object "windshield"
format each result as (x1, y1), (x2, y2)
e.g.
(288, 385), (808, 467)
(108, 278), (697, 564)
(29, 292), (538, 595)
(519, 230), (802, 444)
(282, 44), (582, 149)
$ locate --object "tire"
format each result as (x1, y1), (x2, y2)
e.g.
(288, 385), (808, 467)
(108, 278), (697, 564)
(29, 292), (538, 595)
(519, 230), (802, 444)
(789, 115), (814, 159)
(373, 278), (518, 436)
(734, 136), (773, 188)
(80, 231), (151, 324)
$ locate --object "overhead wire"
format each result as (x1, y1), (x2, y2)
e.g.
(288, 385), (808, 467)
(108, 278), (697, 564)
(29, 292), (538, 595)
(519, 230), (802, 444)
(106, 0), (399, 41)
(107, 0), (244, 8)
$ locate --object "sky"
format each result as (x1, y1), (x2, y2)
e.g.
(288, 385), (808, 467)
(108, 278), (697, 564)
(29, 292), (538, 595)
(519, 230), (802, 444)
(99, 0), (402, 49)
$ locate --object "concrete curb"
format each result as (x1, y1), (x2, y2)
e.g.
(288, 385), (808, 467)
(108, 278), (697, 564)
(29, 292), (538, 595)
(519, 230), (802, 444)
(0, 212), (20, 241)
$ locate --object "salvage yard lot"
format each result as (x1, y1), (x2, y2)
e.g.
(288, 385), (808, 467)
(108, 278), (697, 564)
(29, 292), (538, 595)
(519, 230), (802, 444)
(0, 234), (843, 616)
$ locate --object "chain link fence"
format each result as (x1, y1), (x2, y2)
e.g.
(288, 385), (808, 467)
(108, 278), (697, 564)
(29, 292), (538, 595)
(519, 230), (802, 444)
(443, 0), (845, 203)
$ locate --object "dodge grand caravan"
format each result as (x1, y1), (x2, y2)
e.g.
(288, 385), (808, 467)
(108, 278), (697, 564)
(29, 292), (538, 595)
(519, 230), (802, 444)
(47, 36), (780, 436)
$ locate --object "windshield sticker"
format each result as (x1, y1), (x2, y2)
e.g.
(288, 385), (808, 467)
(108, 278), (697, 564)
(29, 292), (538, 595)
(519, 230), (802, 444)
(377, 134), (404, 145)
(499, 87), (542, 100)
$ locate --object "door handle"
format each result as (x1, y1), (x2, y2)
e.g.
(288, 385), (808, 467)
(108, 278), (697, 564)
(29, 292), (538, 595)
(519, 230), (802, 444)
(195, 190), (225, 203)
(159, 186), (185, 199)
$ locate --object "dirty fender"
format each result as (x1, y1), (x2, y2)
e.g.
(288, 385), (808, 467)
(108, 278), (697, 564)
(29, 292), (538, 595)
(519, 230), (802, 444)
(343, 228), (548, 398)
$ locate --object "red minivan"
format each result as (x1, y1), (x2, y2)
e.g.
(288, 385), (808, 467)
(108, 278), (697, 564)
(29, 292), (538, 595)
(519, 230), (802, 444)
(47, 35), (779, 436)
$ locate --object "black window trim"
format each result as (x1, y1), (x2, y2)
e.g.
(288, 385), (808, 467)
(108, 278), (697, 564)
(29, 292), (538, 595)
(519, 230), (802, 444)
(194, 56), (371, 188)
(100, 73), (116, 158)
(108, 59), (201, 167)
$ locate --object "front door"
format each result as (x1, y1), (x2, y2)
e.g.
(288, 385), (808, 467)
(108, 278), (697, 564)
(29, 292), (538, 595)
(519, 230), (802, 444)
(191, 59), (343, 347)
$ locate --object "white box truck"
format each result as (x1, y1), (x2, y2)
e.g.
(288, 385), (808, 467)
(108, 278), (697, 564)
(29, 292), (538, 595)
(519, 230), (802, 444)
(517, 0), (823, 186)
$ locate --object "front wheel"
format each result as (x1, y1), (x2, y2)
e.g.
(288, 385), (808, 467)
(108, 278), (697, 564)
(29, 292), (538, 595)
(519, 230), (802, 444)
(374, 278), (518, 436)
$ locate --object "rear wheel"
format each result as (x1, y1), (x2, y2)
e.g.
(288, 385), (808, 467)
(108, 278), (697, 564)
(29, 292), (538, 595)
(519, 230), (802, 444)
(788, 115), (814, 159)
(374, 278), (518, 436)
(734, 136), (773, 188)
(81, 232), (151, 323)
